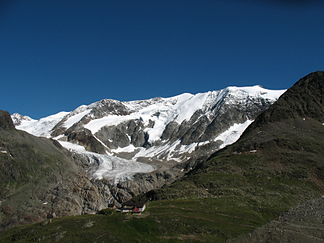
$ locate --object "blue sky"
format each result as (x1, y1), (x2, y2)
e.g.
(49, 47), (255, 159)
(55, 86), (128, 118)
(0, 0), (323, 118)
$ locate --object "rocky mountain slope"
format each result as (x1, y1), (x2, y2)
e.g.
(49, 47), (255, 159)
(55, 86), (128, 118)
(1, 72), (322, 242)
(0, 111), (113, 232)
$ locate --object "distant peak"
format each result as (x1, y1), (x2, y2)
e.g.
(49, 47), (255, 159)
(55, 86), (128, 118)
(224, 85), (286, 101)
(226, 85), (272, 92)
(11, 113), (34, 126)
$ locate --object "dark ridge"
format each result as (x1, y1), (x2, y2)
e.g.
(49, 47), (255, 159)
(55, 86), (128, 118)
(243, 71), (324, 134)
(0, 110), (15, 130)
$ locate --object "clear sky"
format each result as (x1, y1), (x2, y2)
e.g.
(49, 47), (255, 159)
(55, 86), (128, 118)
(0, 0), (323, 118)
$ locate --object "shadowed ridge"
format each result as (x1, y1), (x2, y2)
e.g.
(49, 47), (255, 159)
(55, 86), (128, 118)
(246, 71), (324, 131)
(0, 110), (15, 130)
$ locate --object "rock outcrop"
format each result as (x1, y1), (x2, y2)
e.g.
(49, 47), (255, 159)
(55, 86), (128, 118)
(0, 110), (14, 129)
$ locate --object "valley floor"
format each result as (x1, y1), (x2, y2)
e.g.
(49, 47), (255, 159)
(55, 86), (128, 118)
(1, 195), (323, 242)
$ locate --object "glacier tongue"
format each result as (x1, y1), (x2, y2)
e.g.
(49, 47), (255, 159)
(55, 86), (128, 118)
(59, 141), (154, 184)
(90, 153), (154, 183)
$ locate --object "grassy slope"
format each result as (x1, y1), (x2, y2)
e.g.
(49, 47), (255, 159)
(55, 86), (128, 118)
(0, 72), (323, 242)
(0, 129), (78, 194)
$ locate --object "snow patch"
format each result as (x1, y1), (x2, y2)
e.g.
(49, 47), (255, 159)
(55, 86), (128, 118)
(178, 143), (198, 154)
(84, 115), (132, 134)
(58, 141), (87, 153)
(63, 109), (91, 128)
(198, 141), (210, 146)
(134, 140), (197, 162)
(215, 120), (253, 149)
(112, 144), (136, 153)
(226, 85), (285, 101)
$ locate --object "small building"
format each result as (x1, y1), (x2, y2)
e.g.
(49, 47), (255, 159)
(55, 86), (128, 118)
(118, 195), (148, 214)
(133, 207), (141, 213)
(118, 202), (146, 214)
(132, 204), (146, 214)
(117, 206), (133, 213)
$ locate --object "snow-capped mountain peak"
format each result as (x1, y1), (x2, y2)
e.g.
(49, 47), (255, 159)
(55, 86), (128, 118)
(12, 111), (69, 137)
(12, 86), (286, 182)
(11, 113), (34, 126)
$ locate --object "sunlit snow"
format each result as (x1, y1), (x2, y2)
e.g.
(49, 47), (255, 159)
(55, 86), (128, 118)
(215, 120), (253, 149)
(63, 108), (91, 128)
(14, 111), (69, 137)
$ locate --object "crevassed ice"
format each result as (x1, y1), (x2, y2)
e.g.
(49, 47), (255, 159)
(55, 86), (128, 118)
(59, 141), (154, 184)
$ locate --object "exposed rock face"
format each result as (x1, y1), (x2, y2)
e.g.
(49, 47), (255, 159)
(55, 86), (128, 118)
(65, 128), (106, 154)
(0, 110), (15, 129)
